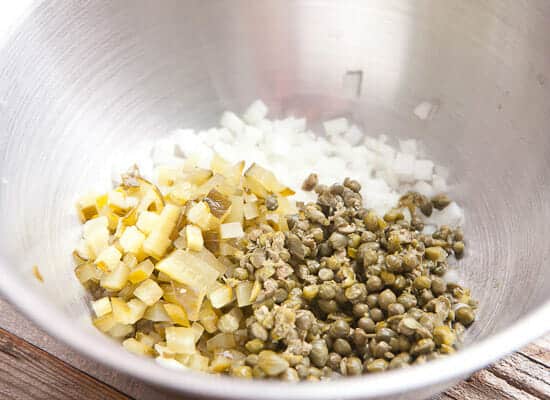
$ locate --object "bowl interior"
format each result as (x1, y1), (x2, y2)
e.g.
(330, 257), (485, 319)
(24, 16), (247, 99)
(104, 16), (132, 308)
(1, 1), (549, 399)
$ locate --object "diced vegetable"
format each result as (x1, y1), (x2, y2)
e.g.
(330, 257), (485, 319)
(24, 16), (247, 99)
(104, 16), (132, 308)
(123, 338), (154, 357)
(143, 204), (181, 259)
(206, 333), (236, 352)
(190, 322), (204, 343)
(220, 222), (244, 239)
(128, 259), (155, 284)
(133, 279), (164, 305)
(155, 250), (220, 292)
(95, 246), (122, 271)
(235, 281), (254, 307)
(143, 302), (171, 322)
(76, 192), (99, 222)
(107, 190), (130, 214)
(198, 300), (218, 333)
(119, 226), (146, 255)
(111, 297), (147, 324)
(243, 202), (259, 220)
(208, 285), (234, 309)
(171, 282), (206, 321)
(186, 202), (219, 231)
(165, 327), (196, 354)
(100, 263), (130, 291)
(225, 195), (243, 223)
(204, 189), (232, 219)
(91, 297), (112, 317)
(244, 163), (295, 196)
(185, 225), (204, 251)
(92, 313), (117, 332)
(168, 182), (197, 205)
(163, 303), (190, 327)
(75, 263), (102, 284)
(136, 211), (159, 234)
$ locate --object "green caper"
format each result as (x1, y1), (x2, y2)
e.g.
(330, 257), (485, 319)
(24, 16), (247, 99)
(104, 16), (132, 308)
(327, 352), (342, 370)
(341, 356), (363, 375)
(385, 255), (402, 272)
(453, 241), (465, 258)
(366, 275), (383, 292)
(431, 194), (451, 210)
(329, 320), (350, 339)
(413, 276), (432, 290)
(455, 306), (475, 326)
(358, 317), (376, 333)
(410, 338), (435, 355)
(318, 268), (334, 281)
(370, 308), (384, 322)
(333, 338), (352, 356)
(397, 293), (417, 310)
(378, 289), (397, 310)
(352, 303), (369, 317)
(310, 339), (329, 368)
(431, 277), (447, 296)
(387, 303), (405, 316)
(329, 232), (348, 250)
(366, 358), (388, 373)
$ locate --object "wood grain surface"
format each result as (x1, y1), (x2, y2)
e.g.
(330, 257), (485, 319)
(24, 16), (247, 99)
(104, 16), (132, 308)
(0, 298), (548, 400)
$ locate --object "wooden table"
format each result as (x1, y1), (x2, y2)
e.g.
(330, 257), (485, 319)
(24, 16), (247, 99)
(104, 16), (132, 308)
(0, 297), (548, 400)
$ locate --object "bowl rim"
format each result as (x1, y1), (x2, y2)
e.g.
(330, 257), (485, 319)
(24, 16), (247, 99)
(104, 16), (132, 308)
(0, 2), (549, 397)
(1, 257), (549, 400)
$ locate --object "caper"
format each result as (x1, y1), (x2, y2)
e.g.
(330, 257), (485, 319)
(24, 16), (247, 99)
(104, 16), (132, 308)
(231, 365), (253, 378)
(413, 276), (432, 290)
(258, 350), (289, 376)
(310, 339), (329, 368)
(398, 293), (417, 310)
(402, 253), (419, 270)
(453, 241), (465, 258)
(302, 173), (318, 191)
(265, 194), (279, 211)
(352, 303), (369, 317)
(410, 338), (435, 355)
(343, 177), (362, 193)
(366, 275), (383, 292)
(431, 194), (451, 210)
(358, 317), (376, 333)
(393, 275), (408, 292)
(370, 308), (384, 322)
(385, 255), (402, 272)
(366, 358), (388, 373)
(329, 320), (351, 338)
(378, 289), (397, 310)
(431, 277), (447, 296)
(319, 283), (336, 300)
(318, 268), (335, 281)
(341, 356), (363, 376)
(333, 338), (352, 356)
(327, 352), (342, 370)
(366, 294), (379, 308)
(329, 232), (348, 250)
(389, 353), (411, 369)
(387, 303), (405, 316)
(455, 306), (475, 326)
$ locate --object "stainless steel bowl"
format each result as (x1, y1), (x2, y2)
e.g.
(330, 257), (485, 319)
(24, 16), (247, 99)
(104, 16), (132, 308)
(1, 1), (549, 399)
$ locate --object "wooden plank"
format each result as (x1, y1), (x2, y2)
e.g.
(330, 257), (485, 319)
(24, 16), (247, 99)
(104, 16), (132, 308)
(0, 298), (173, 400)
(520, 337), (550, 368)
(444, 369), (542, 400)
(0, 327), (131, 400)
(487, 352), (550, 399)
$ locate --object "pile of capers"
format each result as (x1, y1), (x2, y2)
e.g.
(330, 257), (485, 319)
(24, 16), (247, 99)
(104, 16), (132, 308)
(225, 176), (476, 380)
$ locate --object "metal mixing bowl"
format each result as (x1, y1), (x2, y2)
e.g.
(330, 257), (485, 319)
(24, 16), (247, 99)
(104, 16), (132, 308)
(1, 1), (549, 399)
